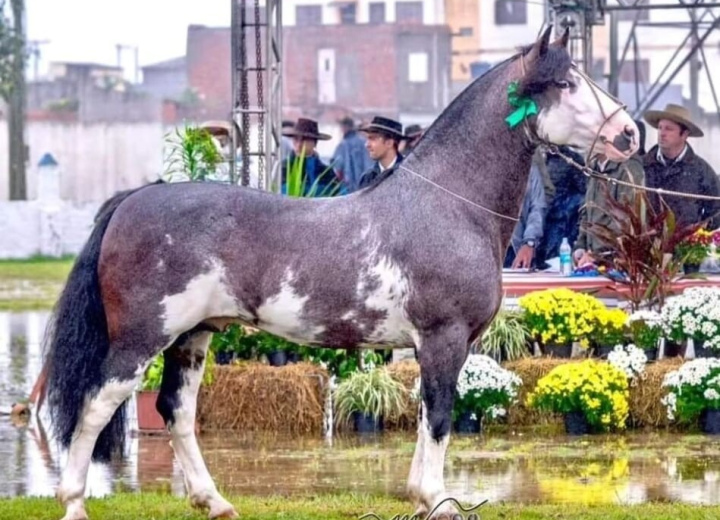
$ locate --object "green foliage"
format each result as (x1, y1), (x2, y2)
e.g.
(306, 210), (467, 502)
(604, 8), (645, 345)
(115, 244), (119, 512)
(210, 324), (257, 360)
(0, 0), (24, 102)
(282, 149), (341, 198)
(141, 348), (216, 391)
(298, 347), (386, 380)
(163, 125), (224, 182)
(476, 310), (531, 361)
(333, 368), (407, 423)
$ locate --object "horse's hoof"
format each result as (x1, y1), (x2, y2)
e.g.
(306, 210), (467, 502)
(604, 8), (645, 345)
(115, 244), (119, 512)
(209, 507), (238, 519)
(59, 501), (89, 520)
(414, 505), (429, 518)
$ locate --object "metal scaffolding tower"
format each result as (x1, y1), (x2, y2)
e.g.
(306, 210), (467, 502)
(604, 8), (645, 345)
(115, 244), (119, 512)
(231, 0), (283, 191)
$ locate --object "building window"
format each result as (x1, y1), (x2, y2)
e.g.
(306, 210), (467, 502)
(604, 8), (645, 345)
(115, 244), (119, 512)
(296, 5), (322, 26)
(495, 0), (526, 25)
(396, 1), (423, 24)
(617, 0), (650, 22)
(369, 2), (385, 24)
(339, 3), (356, 25)
(408, 52), (429, 83)
(458, 27), (473, 37)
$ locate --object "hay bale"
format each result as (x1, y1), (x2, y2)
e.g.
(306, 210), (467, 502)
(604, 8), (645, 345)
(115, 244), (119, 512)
(197, 362), (329, 436)
(628, 357), (683, 428)
(385, 360), (420, 431)
(503, 358), (573, 427)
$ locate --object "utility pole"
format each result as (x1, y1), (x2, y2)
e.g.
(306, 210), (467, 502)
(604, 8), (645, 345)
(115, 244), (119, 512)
(688, 8), (700, 118)
(115, 43), (139, 84)
(547, 1), (606, 75)
(27, 39), (49, 81)
(8, 0), (26, 201)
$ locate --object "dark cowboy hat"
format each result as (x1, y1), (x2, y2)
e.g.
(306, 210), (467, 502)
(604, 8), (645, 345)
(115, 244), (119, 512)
(404, 124), (423, 140)
(360, 116), (404, 139)
(643, 103), (704, 138)
(282, 118), (331, 141)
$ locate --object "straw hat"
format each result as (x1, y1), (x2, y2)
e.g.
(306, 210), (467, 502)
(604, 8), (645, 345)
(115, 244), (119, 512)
(643, 103), (704, 138)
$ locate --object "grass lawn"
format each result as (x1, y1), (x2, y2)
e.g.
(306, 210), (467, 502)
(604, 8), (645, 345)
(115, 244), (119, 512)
(0, 256), (73, 311)
(1, 493), (720, 520)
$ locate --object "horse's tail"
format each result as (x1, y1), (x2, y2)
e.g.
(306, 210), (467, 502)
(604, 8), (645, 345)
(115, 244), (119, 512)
(44, 181), (162, 462)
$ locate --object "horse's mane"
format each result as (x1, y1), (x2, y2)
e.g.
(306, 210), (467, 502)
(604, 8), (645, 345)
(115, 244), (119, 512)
(360, 42), (572, 191)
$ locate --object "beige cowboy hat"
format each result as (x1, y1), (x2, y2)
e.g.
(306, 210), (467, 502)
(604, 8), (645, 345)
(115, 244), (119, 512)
(200, 120), (242, 139)
(643, 103), (704, 138)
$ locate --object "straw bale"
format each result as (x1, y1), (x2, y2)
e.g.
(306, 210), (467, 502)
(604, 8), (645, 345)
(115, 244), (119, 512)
(385, 360), (420, 431)
(197, 362), (329, 436)
(628, 357), (684, 428)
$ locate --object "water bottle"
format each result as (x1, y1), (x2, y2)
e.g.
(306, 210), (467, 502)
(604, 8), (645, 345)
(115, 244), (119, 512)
(559, 237), (573, 276)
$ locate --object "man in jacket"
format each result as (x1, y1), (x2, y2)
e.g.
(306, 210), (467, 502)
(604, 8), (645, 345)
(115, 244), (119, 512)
(331, 116), (373, 193)
(505, 160), (547, 269)
(357, 116), (404, 189)
(281, 118), (343, 197)
(643, 103), (720, 228)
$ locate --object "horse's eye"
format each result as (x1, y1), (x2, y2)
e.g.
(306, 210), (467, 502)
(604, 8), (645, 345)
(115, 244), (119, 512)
(556, 80), (573, 89)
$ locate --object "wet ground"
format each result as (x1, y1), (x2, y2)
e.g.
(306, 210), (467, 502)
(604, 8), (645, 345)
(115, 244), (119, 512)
(4, 311), (720, 504)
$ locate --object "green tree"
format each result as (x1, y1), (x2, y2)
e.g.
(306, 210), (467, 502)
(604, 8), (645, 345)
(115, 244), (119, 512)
(1, 0), (26, 200)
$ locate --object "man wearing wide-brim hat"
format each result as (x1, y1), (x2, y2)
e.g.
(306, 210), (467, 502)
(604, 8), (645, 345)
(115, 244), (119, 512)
(399, 124), (423, 155)
(643, 103), (720, 228)
(357, 116), (405, 189)
(281, 118), (343, 197)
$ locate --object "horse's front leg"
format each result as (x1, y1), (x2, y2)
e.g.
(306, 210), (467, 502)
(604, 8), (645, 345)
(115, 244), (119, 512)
(408, 325), (468, 518)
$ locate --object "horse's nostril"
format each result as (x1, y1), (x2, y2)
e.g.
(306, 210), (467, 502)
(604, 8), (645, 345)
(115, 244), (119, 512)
(623, 126), (635, 139)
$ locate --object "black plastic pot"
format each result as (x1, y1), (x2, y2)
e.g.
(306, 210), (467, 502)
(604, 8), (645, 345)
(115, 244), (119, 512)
(544, 343), (572, 358)
(215, 351), (234, 365)
(594, 344), (615, 359)
(286, 351), (301, 364)
(353, 412), (383, 434)
(644, 347), (658, 362)
(564, 411), (590, 435)
(454, 411), (482, 434)
(694, 341), (719, 358)
(684, 263), (701, 275)
(664, 340), (686, 358)
(267, 350), (288, 367)
(700, 410), (720, 434)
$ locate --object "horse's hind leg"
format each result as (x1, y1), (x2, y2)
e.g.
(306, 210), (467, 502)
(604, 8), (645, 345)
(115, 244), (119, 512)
(157, 330), (237, 519)
(56, 357), (144, 520)
(411, 326), (468, 518)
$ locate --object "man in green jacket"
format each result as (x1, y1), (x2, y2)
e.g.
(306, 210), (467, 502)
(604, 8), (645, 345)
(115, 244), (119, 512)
(574, 139), (646, 267)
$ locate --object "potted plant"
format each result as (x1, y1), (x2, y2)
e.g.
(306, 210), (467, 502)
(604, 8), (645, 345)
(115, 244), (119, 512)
(453, 354), (522, 433)
(607, 344), (648, 381)
(626, 310), (663, 361)
(519, 288), (603, 358)
(662, 287), (720, 358)
(590, 308), (628, 359)
(527, 359), (629, 435)
(137, 349), (216, 432)
(662, 358), (720, 433)
(333, 367), (407, 434)
(474, 310), (531, 362)
(675, 228), (712, 274)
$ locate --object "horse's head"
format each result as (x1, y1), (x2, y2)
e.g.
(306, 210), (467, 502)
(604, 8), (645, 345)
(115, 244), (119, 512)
(519, 26), (639, 163)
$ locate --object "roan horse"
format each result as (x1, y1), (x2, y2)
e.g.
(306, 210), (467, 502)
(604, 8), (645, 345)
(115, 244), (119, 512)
(45, 27), (639, 520)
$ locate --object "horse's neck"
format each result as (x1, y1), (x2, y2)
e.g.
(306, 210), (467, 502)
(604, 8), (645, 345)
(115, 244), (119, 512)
(403, 64), (534, 226)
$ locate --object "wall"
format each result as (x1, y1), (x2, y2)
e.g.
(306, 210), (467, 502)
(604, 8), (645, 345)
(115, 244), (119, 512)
(478, 0), (546, 62)
(283, 0), (445, 26)
(0, 121), (164, 202)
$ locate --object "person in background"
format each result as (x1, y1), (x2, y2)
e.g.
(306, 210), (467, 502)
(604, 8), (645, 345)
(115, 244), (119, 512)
(199, 120), (242, 182)
(331, 116), (373, 193)
(399, 124), (423, 156)
(281, 118), (343, 197)
(357, 116), (404, 189)
(574, 122), (646, 267)
(505, 156), (547, 269)
(643, 103), (720, 228)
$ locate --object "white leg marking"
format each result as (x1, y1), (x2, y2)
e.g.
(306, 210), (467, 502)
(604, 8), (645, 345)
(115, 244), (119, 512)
(407, 400), (426, 514)
(418, 403), (455, 517)
(168, 335), (236, 519)
(57, 378), (139, 520)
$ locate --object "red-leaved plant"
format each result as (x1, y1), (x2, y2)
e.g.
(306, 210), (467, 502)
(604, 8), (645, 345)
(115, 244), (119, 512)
(584, 184), (706, 311)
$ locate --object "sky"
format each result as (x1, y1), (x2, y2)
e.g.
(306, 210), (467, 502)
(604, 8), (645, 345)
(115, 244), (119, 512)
(24, 0), (231, 80)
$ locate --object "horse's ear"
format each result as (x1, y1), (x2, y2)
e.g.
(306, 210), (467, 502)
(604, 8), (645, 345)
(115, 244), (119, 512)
(553, 27), (570, 49)
(526, 25), (553, 64)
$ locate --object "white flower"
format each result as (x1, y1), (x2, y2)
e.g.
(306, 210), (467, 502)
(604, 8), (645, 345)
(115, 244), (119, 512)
(662, 288), (720, 346)
(705, 389), (720, 401)
(455, 354), (522, 419)
(608, 344), (647, 380)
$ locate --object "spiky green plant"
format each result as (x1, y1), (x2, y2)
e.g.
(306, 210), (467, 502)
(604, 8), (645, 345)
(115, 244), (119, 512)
(476, 310), (532, 361)
(163, 125), (224, 182)
(333, 367), (407, 424)
(283, 148), (341, 197)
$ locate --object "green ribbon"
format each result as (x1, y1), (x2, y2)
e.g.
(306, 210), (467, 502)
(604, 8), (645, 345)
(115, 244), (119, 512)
(505, 81), (538, 129)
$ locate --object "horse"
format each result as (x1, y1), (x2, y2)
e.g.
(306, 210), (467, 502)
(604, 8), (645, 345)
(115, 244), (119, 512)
(44, 27), (639, 520)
